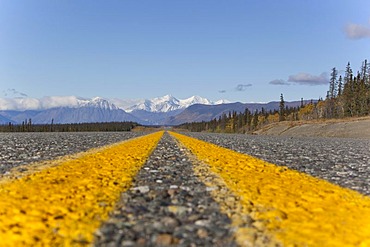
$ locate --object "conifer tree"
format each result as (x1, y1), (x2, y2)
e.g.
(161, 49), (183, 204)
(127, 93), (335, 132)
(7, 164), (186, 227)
(252, 110), (259, 129)
(329, 67), (338, 99)
(338, 75), (343, 96)
(279, 93), (285, 121)
(361, 59), (368, 83)
(344, 62), (353, 83)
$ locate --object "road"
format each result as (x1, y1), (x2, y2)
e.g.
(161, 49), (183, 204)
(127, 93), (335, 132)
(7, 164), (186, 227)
(0, 132), (144, 175)
(183, 132), (370, 196)
(0, 131), (369, 246)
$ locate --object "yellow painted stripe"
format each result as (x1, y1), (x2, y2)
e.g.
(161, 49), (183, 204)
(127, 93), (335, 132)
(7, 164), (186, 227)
(0, 131), (163, 246)
(170, 132), (370, 247)
(1, 137), (149, 184)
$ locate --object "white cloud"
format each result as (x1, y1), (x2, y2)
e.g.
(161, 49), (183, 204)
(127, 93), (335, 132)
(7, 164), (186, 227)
(0, 98), (41, 110)
(288, 72), (329, 86)
(39, 96), (80, 109)
(0, 96), (84, 110)
(344, 23), (370, 39)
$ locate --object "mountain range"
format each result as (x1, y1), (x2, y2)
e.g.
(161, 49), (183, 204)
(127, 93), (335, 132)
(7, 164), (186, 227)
(0, 95), (309, 126)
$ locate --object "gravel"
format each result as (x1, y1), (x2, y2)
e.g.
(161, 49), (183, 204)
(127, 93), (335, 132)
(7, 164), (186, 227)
(183, 132), (370, 196)
(94, 132), (237, 247)
(0, 132), (145, 174)
(2, 131), (369, 245)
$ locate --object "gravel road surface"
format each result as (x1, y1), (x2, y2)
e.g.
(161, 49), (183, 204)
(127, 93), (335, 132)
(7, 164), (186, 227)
(1, 131), (369, 246)
(95, 133), (237, 247)
(183, 132), (370, 196)
(2, 131), (368, 196)
(0, 132), (145, 174)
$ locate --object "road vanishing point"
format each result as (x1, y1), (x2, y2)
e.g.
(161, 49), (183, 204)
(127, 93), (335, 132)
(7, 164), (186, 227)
(0, 131), (369, 246)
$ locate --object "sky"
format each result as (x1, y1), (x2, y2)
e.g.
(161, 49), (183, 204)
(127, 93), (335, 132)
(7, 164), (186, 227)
(1, 0), (370, 104)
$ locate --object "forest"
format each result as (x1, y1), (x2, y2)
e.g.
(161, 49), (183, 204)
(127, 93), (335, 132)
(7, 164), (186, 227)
(0, 121), (139, 132)
(178, 59), (370, 133)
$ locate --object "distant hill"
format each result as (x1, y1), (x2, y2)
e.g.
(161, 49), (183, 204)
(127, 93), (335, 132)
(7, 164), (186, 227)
(0, 95), (315, 126)
(0, 95), (226, 125)
(129, 109), (183, 125)
(164, 103), (247, 125)
(0, 114), (15, 124)
(0, 106), (145, 125)
(165, 100), (313, 125)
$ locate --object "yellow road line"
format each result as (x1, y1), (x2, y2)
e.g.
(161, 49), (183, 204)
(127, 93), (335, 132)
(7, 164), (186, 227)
(170, 132), (370, 247)
(1, 137), (147, 184)
(0, 131), (163, 246)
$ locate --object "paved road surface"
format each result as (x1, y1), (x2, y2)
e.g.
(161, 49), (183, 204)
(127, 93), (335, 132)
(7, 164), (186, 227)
(184, 132), (370, 196)
(0, 132), (144, 174)
(0, 131), (369, 246)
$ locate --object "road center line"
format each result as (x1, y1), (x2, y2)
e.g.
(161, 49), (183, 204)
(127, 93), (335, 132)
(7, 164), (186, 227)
(0, 131), (163, 246)
(170, 131), (370, 246)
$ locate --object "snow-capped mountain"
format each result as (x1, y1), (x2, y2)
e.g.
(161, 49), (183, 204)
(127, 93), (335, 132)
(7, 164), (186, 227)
(126, 95), (180, 113)
(77, 97), (118, 110)
(179, 95), (213, 108)
(0, 97), (143, 124)
(0, 95), (228, 112)
(0, 94), (310, 126)
(126, 95), (215, 113)
(0, 95), (232, 125)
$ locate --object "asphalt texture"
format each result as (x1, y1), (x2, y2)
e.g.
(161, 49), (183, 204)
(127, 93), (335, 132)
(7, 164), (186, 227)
(183, 132), (370, 196)
(0, 132), (145, 174)
(1, 131), (369, 246)
(95, 132), (237, 247)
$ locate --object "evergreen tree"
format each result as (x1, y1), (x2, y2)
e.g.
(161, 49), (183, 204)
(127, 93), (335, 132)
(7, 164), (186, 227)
(244, 108), (252, 130)
(329, 67), (338, 99)
(279, 93), (285, 121)
(361, 59), (368, 83)
(344, 62), (353, 85)
(252, 110), (259, 129)
(338, 75), (343, 96)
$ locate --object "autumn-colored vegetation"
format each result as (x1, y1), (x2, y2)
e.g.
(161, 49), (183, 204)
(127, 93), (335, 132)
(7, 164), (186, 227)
(178, 60), (370, 133)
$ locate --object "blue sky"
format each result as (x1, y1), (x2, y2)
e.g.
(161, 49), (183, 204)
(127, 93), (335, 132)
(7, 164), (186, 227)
(1, 0), (370, 103)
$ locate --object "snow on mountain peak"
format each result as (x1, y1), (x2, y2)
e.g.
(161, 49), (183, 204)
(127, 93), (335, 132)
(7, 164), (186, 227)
(127, 95), (220, 113)
(75, 97), (117, 110)
(152, 94), (179, 105)
(214, 99), (231, 105)
(128, 95), (179, 113)
(179, 95), (212, 108)
(0, 95), (231, 112)
(89, 97), (118, 110)
(158, 94), (175, 101)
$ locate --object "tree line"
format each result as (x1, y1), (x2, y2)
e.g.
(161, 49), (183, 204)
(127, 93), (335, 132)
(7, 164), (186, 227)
(0, 120), (139, 132)
(178, 59), (370, 133)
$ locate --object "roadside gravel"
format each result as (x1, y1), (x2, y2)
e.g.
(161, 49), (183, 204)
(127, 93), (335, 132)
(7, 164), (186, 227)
(183, 132), (370, 196)
(0, 132), (145, 174)
(95, 132), (236, 247)
(254, 117), (370, 139)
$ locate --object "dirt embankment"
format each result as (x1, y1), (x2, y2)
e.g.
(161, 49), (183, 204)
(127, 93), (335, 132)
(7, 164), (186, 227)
(253, 116), (370, 139)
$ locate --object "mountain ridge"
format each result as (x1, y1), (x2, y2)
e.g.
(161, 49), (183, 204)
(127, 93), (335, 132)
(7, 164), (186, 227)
(164, 100), (315, 125)
(0, 95), (312, 126)
(0, 95), (226, 112)
(126, 95), (219, 113)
